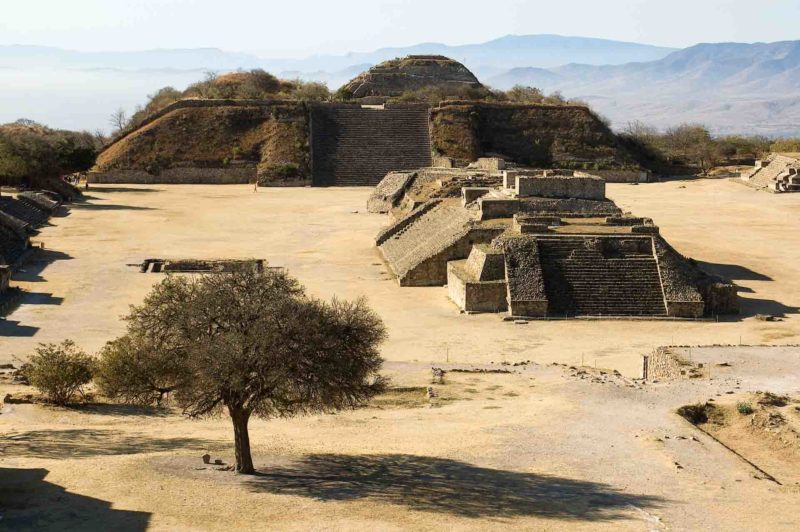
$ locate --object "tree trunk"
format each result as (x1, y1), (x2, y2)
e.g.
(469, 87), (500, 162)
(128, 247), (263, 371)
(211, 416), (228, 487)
(228, 405), (255, 474)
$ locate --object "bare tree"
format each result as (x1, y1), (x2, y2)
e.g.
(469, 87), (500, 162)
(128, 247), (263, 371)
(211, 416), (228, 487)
(98, 268), (387, 474)
(108, 108), (128, 132)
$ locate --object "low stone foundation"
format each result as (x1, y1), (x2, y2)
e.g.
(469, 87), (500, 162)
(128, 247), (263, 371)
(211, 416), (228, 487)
(575, 170), (651, 183)
(516, 175), (605, 200)
(478, 197), (520, 220)
(642, 347), (682, 380)
(666, 300), (705, 318)
(447, 261), (508, 313)
(89, 167), (257, 185)
(508, 299), (549, 317)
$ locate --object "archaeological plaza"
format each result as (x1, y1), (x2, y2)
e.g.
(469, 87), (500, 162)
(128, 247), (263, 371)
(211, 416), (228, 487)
(2, 54), (800, 531)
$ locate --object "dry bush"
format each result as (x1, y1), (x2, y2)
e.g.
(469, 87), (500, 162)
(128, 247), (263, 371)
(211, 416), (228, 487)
(25, 340), (94, 405)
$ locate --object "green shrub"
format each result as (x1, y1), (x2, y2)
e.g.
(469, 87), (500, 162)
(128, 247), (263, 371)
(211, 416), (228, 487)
(26, 340), (94, 405)
(737, 402), (754, 415)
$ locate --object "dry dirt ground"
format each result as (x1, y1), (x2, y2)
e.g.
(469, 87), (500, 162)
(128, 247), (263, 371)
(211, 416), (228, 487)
(1, 178), (800, 530)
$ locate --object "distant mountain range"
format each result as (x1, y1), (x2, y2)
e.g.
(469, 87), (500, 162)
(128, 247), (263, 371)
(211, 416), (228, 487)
(1, 35), (798, 136)
(487, 41), (800, 136)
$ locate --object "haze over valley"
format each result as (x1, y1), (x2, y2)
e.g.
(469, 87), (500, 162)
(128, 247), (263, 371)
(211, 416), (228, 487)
(3, 35), (799, 136)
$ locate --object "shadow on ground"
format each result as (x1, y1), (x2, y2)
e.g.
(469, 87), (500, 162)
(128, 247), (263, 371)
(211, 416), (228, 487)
(68, 203), (156, 211)
(734, 297), (800, 319)
(697, 261), (773, 282)
(0, 467), (150, 531)
(0, 319), (39, 337)
(1, 429), (217, 459)
(71, 403), (171, 418)
(89, 186), (160, 193)
(244, 453), (665, 521)
(14, 248), (73, 283)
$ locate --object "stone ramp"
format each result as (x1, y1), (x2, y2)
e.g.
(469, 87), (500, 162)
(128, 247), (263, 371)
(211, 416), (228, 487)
(536, 236), (667, 316)
(745, 154), (800, 192)
(378, 200), (502, 286)
(0, 197), (50, 227)
(311, 106), (432, 186)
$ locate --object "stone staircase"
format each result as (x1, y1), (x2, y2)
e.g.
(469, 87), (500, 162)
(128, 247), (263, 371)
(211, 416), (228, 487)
(536, 237), (667, 316)
(310, 106), (432, 186)
(747, 155), (800, 192)
(0, 197), (50, 227)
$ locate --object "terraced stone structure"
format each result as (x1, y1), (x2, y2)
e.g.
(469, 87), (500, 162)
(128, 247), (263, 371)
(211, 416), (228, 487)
(340, 55), (489, 100)
(741, 153), (800, 193)
(375, 170), (738, 318)
(0, 184), (79, 300)
(91, 56), (644, 187)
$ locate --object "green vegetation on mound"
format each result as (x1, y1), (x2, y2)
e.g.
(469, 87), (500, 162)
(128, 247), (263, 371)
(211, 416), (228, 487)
(113, 69), (330, 140)
(0, 120), (101, 187)
(95, 101), (310, 181)
(431, 101), (637, 169)
(338, 55), (491, 100)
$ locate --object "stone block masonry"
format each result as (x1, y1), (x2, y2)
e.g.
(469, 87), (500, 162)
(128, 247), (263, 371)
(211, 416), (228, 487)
(516, 175), (605, 200)
(89, 167), (258, 185)
(310, 104), (432, 186)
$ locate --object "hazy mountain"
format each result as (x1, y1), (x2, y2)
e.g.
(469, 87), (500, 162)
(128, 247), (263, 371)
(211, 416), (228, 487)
(261, 34), (677, 78)
(0, 45), (264, 71)
(487, 41), (800, 136)
(1, 37), (798, 136)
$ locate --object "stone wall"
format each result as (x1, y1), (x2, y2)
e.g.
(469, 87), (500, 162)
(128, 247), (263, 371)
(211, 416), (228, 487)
(478, 198), (520, 220)
(516, 175), (605, 200)
(642, 347), (682, 381)
(88, 167), (257, 184)
(447, 261), (508, 313)
(501, 236), (549, 317)
(473, 158), (505, 171)
(665, 301), (705, 318)
(574, 169), (651, 183)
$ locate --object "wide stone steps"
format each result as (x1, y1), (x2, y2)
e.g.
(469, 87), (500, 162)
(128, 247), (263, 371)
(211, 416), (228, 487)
(311, 107), (432, 186)
(0, 198), (49, 227)
(536, 238), (667, 316)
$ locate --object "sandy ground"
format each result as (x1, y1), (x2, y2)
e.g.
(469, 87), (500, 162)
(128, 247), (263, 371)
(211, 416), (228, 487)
(2, 178), (800, 374)
(2, 178), (800, 530)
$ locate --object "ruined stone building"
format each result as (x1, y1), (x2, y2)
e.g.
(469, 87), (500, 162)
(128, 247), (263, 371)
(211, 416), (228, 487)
(90, 56), (646, 186)
(741, 153), (800, 193)
(372, 166), (738, 318)
(0, 190), (70, 301)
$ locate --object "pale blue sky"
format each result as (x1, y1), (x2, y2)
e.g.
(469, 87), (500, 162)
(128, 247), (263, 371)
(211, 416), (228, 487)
(1, 0), (798, 55)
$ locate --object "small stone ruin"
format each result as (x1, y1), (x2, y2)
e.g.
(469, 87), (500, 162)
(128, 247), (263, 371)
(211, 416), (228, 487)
(741, 153), (800, 193)
(137, 258), (265, 273)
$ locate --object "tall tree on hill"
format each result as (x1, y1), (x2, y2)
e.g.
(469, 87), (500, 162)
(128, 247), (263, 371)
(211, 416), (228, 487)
(97, 268), (387, 474)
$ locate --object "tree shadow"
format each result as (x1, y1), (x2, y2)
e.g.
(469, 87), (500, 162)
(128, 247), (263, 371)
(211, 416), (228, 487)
(243, 454), (665, 521)
(1, 429), (219, 459)
(696, 261), (773, 282)
(0, 467), (150, 531)
(70, 403), (171, 418)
